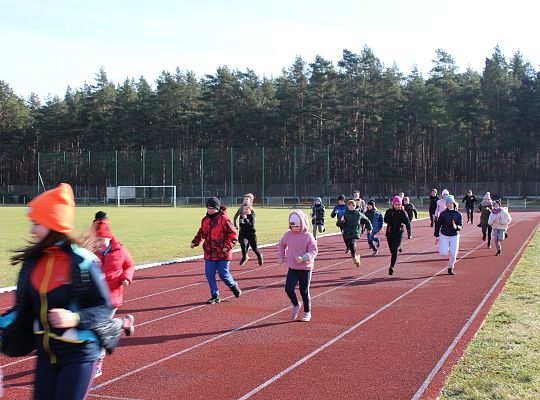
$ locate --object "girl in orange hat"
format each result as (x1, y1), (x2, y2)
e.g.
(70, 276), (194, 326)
(0, 184), (133, 400)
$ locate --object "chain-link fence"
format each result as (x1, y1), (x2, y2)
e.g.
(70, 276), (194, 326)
(1, 147), (540, 206)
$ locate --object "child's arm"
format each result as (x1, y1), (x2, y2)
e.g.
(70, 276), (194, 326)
(233, 207), (241, 228)
(361, 214), (373, 232)
(221, 217), (238, 253)
(277, 235), (287, 263)
(191, 223), (204, 247)
(412, 205), (418, 220)
(120, 248), (135, 285)
(330, 206), (337, 218)
(298, 234), (318, 263)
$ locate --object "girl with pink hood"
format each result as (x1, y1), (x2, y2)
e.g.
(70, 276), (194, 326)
(278, 210), (318, 322)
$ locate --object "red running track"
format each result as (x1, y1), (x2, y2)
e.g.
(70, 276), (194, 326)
(1, 212), (539, 400)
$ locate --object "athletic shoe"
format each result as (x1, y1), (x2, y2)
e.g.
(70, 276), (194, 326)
(398, 247), (402, 253)
(257, 254), (264, 266)
(231, 284), (242, 298)
(239, 256), (249, 266)
(345, 248), (350, 254)
(496, 249), (501, 256)
(207, 295), (220, 304)
(354, 255), (361, 268)
(123, 315), (135, 337)
(448, 268), (455, 275)
(300, 311), (311, 322)
(488, 244), (491, 249)
(376, 238), (380, 248)
(477, 224), (482, 227)
(505, 232), (508, 238)
(430, 222), (434, 227)
(94, 360), (104, 378)
(388, 267), (394, 275)
(372, 250), (378, 256)
(322, 226), (326, 232)
(290, 304), (301, 320)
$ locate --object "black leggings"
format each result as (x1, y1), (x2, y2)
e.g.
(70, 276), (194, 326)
(345, 238), (358, 256)
(482, 226), (492, 246)
(386, 235), (403, 268)
(239, 233), (261, 259)
(285, 268), (312, 312)
(466, 207), (474, 223)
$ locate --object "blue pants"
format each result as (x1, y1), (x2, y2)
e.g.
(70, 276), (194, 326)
(367, 231), (380, 251)
(205, 260), (237, 296)
(285, 268), (312, 312)
(34, 357), (96, 400)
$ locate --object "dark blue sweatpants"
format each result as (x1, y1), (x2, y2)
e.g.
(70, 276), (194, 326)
(285, 268), (312, 312)
(34, 357), (96, 400)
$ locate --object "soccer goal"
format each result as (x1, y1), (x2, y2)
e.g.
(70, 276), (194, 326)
(113, 186), (177, 207)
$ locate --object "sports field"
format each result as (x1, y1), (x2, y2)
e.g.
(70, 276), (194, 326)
(1, 207), (539, 399)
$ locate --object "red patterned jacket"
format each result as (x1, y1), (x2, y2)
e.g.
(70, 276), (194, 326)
(192, 206), (238, 261)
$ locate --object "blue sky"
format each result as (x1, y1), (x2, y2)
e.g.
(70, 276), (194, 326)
(1, 0), (538, 99)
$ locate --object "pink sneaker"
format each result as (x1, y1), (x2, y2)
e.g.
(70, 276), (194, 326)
(290, 304), (301, 320)
(300, 311), (311, 322)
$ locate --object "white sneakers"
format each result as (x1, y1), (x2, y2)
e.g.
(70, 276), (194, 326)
(300, 311), (311, 322)
(354, 255), (361, 268)
(290, 304), (301, 320)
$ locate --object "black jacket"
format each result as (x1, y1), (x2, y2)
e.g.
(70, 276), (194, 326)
(435, 209), (463, 237)
(384, 208), (411, 237)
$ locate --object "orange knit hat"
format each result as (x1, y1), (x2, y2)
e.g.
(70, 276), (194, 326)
(28, 183), (75, 233)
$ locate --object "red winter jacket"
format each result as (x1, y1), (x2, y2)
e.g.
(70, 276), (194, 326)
(95, 236), (135, 308)
(192, 206), (238, 261)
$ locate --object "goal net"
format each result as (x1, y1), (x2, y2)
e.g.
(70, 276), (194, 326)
(111, 186), (177, 207)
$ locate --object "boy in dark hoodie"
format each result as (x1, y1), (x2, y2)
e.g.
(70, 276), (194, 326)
(337, 200), (372, 268)
(191, 197), (241, 304)
(331, 194), (349, 253)
(403, 197), (418, 222)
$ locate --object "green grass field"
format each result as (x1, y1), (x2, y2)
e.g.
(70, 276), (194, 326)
(0, 206), (344, 287)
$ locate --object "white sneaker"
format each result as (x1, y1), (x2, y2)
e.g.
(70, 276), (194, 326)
(300, 311), (311, 322)
(290, 304), (301, 320)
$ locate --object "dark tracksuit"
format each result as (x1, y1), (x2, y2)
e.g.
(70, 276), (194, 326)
(462, 195), (477, 224)
(429, 195), (439, 226)
(3, 242), (114, 400)
(364, 208), (384, 251)
(337, 209), (373, 257)
(478, 203), (493, 247)
(238, 213), (262, 264)
(384, 208), (411, 271)
(311, 203), (326, 238)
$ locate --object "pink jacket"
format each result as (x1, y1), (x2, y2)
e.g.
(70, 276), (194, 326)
(278, 210), (318, 270)
(96, 237), (135, 308)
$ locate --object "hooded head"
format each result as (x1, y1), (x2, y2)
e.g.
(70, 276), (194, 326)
(28, 183), (75, 234)
(288, 209), (309, 233)
(441, 189), (449, 198)
(481, 192), (493, 206)
(314, 197), (322, 205)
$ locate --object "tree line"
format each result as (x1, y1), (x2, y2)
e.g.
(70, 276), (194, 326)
(1, 45), (539, 193)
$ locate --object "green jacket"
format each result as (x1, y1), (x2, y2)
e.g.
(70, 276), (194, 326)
(337, 209), (372, 240)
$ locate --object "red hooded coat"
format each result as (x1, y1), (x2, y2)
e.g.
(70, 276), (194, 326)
(192, 206), (238, 261)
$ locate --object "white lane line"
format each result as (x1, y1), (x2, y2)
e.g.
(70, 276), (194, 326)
(411, 218), (540, 400)
(237, 238), (492, 400)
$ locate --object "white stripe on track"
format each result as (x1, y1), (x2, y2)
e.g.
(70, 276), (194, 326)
(411, 217), (540, 400)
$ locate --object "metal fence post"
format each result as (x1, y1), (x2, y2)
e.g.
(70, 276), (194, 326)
(261, 146), (265, 207)
(230, 147), (234, 206)
(200, 148), (204, 207)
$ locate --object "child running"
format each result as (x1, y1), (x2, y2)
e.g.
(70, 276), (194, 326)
(478, 192), (493, 248)
(233, 193), (255, 252)
(429, 189), (439, 227)
(191, 197), (242, 304)
(461, 190), (478, 224)
(384, 196), (411, 275)
(364, 200), (384, 256)
(488, 200), (512, 256)
(434, 195), (463, 275)
(403, 197), (418, 222)
(91, 211), (136, 378)
(238, 204), (263, 266)
(434, 189), (450, 221)
(1, 184), (132, 400)
(352, 190), (367, 213)
(311, 197), (326, 239)
(278, 210), (318, 322)
(331, 194), (349, 253)
(338, 200), (372, 267)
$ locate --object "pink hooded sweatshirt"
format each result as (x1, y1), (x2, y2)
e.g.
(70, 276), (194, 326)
(278, 210), (318, 270)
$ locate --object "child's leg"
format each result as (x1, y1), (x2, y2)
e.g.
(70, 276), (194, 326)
(248, 234), (263, 264)
(56, 361), (96, 400)
(285, 268), (300, 306)
(439, 235), (451, 257)
(347, 238), (357, 256)
(487, 226), (493, 247)
(448, 235), (460, 269)
(387, 236), (403, 270)
(367, 232), (376, 251)
(297, 270), (312, 312)
(317, 224), (324, 234)
(216, 260), (237, 288)
(239, 234), (248, 260)
(204, 260), (219, 296)
(340, 228), (349, 251)
(312, 224), (317, 239)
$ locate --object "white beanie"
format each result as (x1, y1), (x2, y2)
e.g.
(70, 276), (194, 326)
(289, 213), (302, 226)
(442, 189), (449, 196)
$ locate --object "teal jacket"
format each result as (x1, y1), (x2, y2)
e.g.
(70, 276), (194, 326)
(337, 209), (372, 240)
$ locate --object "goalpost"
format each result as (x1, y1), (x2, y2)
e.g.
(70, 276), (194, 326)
(115, 186), (177, 208)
